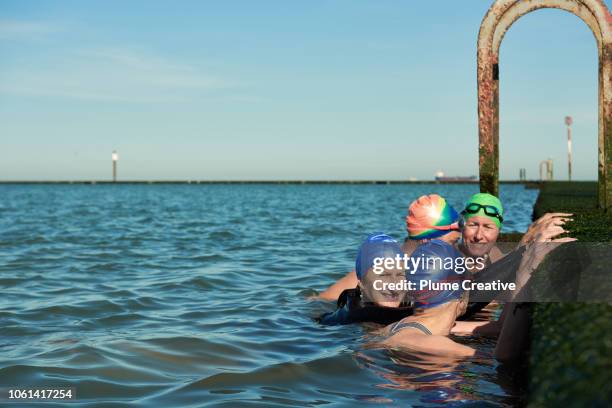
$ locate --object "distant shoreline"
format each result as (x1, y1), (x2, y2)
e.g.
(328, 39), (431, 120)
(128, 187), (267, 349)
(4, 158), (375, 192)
(0, 180), (546, 186)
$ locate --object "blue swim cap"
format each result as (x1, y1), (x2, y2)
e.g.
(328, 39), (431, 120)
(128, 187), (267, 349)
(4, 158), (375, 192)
(355, 233), (404, 281)
(406, 239), (465, 309)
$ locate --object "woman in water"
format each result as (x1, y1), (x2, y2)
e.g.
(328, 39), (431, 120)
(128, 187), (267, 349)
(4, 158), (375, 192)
(318, 233), (412, 325)
(380, 234), (482, 357)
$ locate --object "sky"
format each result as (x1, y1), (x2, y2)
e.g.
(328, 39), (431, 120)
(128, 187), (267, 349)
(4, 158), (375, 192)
(0, 0), (603, 181)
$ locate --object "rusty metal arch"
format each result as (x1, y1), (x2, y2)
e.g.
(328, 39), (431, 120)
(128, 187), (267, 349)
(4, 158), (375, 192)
(477, 0), (612, 209)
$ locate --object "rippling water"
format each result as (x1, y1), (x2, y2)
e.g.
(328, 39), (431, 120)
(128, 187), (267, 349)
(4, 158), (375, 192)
(0, 184), (537, 407)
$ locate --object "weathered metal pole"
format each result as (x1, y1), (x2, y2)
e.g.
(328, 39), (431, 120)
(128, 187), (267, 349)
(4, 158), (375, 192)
(600, 39), (612, 208)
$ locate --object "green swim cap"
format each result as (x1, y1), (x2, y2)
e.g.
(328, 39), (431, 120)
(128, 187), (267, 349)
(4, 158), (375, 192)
(462, 193), (504, 229)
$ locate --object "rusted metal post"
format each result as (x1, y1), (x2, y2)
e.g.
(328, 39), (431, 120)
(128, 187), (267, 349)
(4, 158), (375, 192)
(477, 0), (612, 208)
(477, 2), (503, 197)
(601, 39), (612, 208)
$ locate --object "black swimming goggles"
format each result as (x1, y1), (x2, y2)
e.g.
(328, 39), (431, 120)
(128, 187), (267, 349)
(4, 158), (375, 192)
(461, 203), (504, 223)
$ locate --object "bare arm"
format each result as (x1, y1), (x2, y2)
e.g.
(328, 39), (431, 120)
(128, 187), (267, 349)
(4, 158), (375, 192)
(454, 300), (513, 337)
(314, 270), (359, 301)
(451, 319), (502, 337)
(494, 303), (531, 362)
(495, 231), (576, 361)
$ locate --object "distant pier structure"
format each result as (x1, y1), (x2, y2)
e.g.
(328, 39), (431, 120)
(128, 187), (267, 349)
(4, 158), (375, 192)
(540, 159), (554, 181)
(476, 0), (612, 209)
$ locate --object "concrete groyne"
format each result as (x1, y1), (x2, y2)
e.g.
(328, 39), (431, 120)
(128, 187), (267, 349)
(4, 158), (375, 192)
(527, 182), (611, 406)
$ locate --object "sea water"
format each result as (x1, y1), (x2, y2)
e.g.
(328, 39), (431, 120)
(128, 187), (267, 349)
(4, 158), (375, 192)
(0, 183), (537, 407)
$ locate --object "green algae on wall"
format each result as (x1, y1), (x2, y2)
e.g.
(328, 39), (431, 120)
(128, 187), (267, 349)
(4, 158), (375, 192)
(528, 182), (612, 407)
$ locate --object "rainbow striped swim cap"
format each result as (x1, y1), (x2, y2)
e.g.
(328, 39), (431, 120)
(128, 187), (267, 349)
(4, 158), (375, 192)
(406, 194), (460, 240)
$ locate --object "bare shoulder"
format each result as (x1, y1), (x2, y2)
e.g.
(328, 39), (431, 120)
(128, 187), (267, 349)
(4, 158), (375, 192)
(384, 330), (476, 358)
(316, 270), (358, 301)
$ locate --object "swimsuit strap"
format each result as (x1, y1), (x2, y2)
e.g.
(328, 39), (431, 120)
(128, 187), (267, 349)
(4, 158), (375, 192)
(389, 320), (432, 336)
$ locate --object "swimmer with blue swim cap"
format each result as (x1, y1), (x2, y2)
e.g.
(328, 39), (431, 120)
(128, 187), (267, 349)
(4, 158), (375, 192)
(317, 233), (412, 325)
(405, 240), (466, 309)
(381, 210), (478, 357)
(355, 233), (408, 308)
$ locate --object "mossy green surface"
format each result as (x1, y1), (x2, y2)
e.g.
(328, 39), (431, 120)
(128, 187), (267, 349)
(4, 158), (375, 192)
(527, 182), (612, 407)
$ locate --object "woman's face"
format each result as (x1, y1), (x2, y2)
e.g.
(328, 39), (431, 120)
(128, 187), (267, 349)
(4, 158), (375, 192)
(461, 215), (499, 257)
(359, 265), (407, 308)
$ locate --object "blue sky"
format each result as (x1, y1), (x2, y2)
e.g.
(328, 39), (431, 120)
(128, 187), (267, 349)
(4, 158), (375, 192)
(0, 0), (602, 180)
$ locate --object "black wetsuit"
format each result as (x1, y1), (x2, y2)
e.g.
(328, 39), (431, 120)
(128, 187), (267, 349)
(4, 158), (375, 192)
(317, 287), (414, 325)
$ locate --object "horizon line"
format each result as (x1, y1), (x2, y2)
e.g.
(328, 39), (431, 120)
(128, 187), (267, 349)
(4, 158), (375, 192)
(0, 179), (589, 185)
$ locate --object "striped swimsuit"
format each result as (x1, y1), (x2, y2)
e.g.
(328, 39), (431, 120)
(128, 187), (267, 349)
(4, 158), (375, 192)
(389, 320), (432, 336)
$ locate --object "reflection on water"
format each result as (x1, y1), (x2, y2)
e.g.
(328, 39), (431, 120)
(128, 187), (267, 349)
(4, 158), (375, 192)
(355, 346), (512, 405)
(0, 184), (536, 406)
(350, 302), (520, 406)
